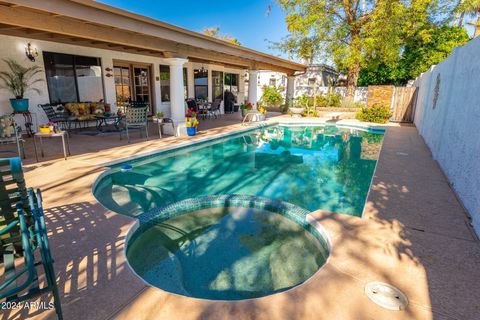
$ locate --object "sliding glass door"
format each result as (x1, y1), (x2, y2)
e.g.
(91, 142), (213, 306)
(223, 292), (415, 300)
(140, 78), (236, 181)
(224, 73), (239, 98)
(212, 71), (224, 100)
(194, 69), (208, 100)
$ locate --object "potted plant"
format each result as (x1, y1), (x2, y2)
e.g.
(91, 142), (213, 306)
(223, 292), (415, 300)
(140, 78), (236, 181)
(153, 111), (164, 123)
(240, 102), (254, 117)
(39, 122), (55, 134)
(185, 108), (199, 136)
(257, 104), (267, 121)
(290, 95), (310, 118)
(0, 58), (43, 112)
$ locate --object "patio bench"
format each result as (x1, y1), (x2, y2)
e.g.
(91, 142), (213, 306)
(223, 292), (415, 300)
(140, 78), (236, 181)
(38, 102), (112, 131)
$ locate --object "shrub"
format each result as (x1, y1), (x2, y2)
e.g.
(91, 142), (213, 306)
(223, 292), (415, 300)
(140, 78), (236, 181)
(341, 100), (365, 108)
(314, 91), (341, 108)
(261, 85), (284, 107)
(294, 94), (312, 109)
(355, 104), (391, 123)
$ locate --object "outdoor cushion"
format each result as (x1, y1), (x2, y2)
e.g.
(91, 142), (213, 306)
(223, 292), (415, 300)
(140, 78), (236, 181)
(63, 102), (112, 121)
(90, 102), (105, 115)
(65, 102), (89, 117)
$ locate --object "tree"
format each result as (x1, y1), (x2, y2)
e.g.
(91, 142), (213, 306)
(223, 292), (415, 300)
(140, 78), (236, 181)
(456, 0), (480, 37)
(202, 27), (242, 45)
(275, 0), (438, 99)
(358, 25), (470, 85)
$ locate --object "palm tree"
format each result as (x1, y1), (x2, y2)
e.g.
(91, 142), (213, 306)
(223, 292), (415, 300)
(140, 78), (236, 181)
(455, 0), (480, 37)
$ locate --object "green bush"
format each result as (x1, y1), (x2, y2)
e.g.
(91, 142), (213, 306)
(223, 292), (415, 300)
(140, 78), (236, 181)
(355, 105), (391, 123)
(341, 100), (365, 108)
(315, 91), (341, 108)
(261, 85), (284, 107)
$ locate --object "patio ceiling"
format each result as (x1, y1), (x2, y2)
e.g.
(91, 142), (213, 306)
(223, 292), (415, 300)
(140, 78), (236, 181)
(0, 0), (306, 74)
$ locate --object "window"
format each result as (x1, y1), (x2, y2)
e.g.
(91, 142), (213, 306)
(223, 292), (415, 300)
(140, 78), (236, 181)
(224, 73), (239, 97)
(114, 66), (131, 106)
(43, 52), (104, 103)
(269, 78), (277, 87)
(212, 71), (224, 100)
(160, 65), (170, 102)
(183, 67), (188, 99)
(133, 67), (151, 104)
(194, 69), (208, 100)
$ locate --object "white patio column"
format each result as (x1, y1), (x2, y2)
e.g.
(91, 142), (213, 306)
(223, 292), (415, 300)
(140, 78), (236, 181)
(286, 75), (295, 109)
(165, 57), (188, 135)
(207, 67), (213, 102)
(247, 70), (259, 110)
(187, 64), (194, 99)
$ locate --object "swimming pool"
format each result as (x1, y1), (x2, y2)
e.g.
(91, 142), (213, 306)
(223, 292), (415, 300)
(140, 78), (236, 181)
(94, 124), (384, 217)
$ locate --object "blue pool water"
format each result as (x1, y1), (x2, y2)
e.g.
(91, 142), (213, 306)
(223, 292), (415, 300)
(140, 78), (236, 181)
(127, 204), (330, 300)
(94, 125), (384, 217)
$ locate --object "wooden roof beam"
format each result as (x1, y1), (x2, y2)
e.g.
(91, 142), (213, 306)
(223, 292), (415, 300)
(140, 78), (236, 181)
(6, 0), (305, 72)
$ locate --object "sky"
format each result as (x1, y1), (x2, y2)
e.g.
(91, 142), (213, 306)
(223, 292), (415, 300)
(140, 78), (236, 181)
(97, 0), (289, 57)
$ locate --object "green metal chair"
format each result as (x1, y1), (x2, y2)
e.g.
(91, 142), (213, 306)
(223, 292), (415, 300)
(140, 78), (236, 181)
(0, 158), (63, 319)
(0, 157), (28, 255)
(119, 103), (149, 143)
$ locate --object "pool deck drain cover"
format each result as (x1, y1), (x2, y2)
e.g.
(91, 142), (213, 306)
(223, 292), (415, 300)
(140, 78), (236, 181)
(365, 282), (408, 311)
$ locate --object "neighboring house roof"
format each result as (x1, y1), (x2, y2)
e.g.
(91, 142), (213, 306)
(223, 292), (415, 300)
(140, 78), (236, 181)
(0, 0), (306, 74)
(305, 64), (338, 75)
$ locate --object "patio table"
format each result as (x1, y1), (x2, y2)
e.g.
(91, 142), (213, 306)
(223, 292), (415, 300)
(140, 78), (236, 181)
(32, 130), (71, 161)
(95, 114), (124, 132)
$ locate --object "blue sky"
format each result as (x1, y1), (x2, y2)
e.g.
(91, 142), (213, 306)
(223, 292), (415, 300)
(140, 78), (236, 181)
(97, 0), (289, 57)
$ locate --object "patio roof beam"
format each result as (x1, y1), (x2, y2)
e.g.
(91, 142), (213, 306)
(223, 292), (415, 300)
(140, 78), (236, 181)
(0, 7), (256, 70)
(0, 0), (305, 73)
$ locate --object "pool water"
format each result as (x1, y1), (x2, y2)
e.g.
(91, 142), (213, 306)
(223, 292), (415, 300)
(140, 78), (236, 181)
(94, 125), (384, 217)
(127, 206), (329, 300)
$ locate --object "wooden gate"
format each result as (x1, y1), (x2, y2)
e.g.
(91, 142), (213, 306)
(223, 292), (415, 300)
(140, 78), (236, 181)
(390, 87), (417, 122)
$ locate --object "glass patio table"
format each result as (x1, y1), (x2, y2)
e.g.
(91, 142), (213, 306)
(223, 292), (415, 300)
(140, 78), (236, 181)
(95, 114), (124, 132)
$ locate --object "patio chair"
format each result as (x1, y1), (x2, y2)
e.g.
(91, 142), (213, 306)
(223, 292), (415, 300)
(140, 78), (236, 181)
(120, 104), (149, 143)
(0, 115), (26, 159)
(207, 99), (222, 119)
(37, 104), (71, 131)
(0, 157), (28, 255)
(0, 158), (63, 319)
(185, 99), (199, 112)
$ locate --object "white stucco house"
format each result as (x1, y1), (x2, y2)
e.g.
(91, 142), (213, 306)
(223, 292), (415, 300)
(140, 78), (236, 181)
(0, 0), (305, 133)
(247, 64), (338, 103)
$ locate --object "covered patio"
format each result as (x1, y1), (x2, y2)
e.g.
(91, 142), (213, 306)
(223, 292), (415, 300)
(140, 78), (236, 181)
(0, 0), (304, 134)
(0, 111), (269, 164)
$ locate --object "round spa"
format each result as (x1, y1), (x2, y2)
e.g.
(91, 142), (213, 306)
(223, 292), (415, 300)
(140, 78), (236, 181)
(126, 195), (331, 301)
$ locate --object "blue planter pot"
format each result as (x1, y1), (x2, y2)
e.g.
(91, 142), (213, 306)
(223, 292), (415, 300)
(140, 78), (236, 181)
(10, 99), (29, 112)
(186, 127), (197, 136)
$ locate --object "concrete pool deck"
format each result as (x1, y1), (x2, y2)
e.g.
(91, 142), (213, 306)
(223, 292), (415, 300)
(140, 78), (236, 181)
(2, 115), (480, 320)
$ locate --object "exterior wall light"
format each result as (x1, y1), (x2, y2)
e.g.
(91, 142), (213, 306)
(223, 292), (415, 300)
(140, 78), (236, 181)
(25, 43), (38, 62)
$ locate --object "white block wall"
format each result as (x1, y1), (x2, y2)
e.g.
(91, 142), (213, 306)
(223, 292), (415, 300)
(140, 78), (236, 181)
(413, 37), (480, 234)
